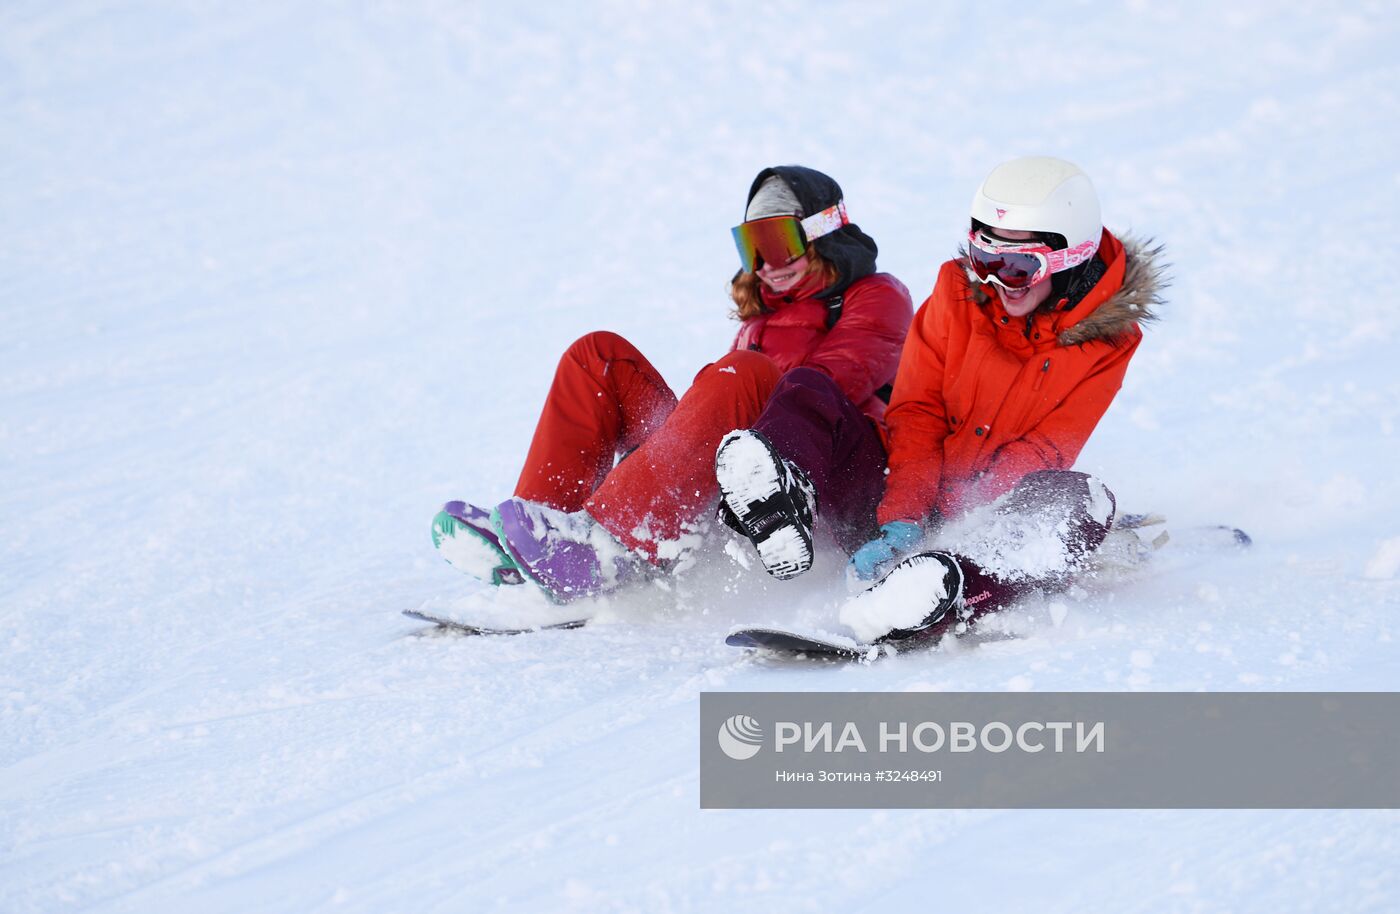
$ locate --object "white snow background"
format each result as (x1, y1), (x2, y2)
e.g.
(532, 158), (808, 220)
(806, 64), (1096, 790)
(3, 1), (1399, 911)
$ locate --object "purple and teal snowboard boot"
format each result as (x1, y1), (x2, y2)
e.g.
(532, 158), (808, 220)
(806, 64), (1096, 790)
(432, 501), (524, 586)
(491, 498), (640, 603)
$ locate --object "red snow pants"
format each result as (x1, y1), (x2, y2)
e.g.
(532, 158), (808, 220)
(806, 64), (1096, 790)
(514, 331), (782, 560)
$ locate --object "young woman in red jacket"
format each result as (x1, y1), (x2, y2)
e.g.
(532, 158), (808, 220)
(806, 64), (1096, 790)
(716, 157), (1163, 643)
(434, 166), (912, 601)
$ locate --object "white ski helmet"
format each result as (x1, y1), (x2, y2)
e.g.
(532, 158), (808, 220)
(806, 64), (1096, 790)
(970, 156), (1102, 256)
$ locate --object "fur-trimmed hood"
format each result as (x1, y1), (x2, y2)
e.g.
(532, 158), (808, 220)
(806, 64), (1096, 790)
(1056, 235), (1165, 346)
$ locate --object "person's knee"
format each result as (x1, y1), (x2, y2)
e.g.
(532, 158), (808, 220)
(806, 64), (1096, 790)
(772, 366), (839, 397)
(1011, 469), (1070, 501)
(762, 368), (846, 418)
(565, 330), (642, 363)
(710, 349), (782, 390)
(1011, 470), (1115, 524)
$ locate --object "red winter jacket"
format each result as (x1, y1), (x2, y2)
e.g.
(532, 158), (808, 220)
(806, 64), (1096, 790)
(731, 271), (913, 423)
(878, 231), (1162, 525)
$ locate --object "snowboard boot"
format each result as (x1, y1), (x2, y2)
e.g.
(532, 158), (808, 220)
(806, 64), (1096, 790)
(491, 498), (640, 603)
(432, 501), (524, 586)
(839, 551), (965, 643)
(715, 429), (818, 580)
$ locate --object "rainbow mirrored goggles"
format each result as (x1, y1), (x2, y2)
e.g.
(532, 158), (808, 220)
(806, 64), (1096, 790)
(731, 201), (849, 273)
(966, 229), (1098, 290)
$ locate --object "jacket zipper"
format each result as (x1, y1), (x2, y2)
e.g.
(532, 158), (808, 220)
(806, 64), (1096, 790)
(1033, 357), (1051, 391)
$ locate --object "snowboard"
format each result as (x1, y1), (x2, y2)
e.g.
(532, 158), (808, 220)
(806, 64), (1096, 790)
(1088, 515), (1251, 576)
(402, 607), (588, 636)
(724, 627), (888, 660)
(726, 617), (1022, 661)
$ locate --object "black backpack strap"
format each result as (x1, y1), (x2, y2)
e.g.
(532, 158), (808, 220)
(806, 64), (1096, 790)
(821, 290), (892, 402)
(823, 294), (844, 330)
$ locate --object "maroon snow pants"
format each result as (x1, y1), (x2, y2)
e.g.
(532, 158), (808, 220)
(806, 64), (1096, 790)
(751, 367), (889, 554)
(752, 367), (1116, 621)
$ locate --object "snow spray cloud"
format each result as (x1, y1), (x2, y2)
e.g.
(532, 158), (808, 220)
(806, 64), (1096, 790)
(700, 693), (1400, 809)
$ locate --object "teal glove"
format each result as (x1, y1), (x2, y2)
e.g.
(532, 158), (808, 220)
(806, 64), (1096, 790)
(848, 521), (923, 581)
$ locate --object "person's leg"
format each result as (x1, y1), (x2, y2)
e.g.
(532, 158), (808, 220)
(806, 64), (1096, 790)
(841, 470), (1117, 641)
(585, 350), (782, 559)
(514, 331), (677, 511)
(950, 469), (1117, 623)
(751, 367), (888, 553)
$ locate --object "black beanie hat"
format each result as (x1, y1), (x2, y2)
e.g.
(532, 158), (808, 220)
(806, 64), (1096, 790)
(743, 165), (878, 301)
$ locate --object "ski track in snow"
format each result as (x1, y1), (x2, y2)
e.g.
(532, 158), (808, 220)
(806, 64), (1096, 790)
(3, 2), (1400, 911)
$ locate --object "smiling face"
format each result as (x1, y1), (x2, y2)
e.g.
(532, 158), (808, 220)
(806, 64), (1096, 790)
(756, 251), (812, 293)
(982, 228), (1054, 317)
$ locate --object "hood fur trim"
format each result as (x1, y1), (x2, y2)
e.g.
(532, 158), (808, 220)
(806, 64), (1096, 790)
(1057, 236), (1166, 346)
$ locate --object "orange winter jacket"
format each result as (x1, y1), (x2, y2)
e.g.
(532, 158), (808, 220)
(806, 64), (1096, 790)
(732, 271), (913, 423)
(877, 230), (1162, 525)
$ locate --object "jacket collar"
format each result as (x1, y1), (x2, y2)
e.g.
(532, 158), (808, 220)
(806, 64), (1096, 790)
(758, 269), (827, 311)
(1054, 231), (1164, 345)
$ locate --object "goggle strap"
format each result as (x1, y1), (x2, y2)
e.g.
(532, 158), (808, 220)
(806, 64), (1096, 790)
(1044, 239), (1099, 272)
(799, 200), (848, 242)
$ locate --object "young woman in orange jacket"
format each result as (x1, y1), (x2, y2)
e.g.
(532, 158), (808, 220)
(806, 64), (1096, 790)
(716, 157), (1163, 642)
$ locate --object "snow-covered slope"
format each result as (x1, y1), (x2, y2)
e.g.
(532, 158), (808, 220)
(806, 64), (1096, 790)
(3, 2), (1398, 911)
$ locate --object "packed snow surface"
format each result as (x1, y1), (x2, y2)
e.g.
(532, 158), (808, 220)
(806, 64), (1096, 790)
(4, 2), (1400, 912)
